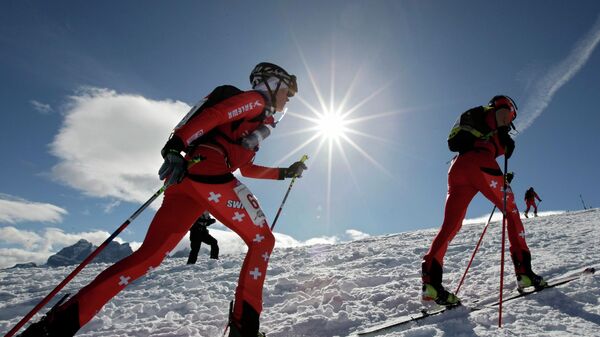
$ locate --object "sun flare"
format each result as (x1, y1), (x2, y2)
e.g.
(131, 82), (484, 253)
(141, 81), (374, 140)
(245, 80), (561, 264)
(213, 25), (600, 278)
(270, 50), (402, 226)
(316, 111), (348, 141)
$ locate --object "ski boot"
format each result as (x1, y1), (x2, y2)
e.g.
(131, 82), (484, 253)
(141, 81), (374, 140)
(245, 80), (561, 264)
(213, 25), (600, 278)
(229, 325), (266, 337)
(227, 301), (266, 337)
(516, 272), (547, 293)
(17, 294), (80, 337)
(422, 283), (460, 306)
(421, 259), (460, 306)
(524, 212), (529, 218)
(534, 212), (538, 217)
(512, 251), (547, 293)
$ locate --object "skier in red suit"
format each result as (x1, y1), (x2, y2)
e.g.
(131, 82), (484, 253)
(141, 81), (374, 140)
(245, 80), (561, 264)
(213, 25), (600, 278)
(421, 95), (546, 306)
(19, 63), (307, 337)
(524, 187), (542, 218)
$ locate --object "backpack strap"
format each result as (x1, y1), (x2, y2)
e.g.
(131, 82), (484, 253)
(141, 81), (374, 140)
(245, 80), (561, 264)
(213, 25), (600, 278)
(448, 106), (496, 141)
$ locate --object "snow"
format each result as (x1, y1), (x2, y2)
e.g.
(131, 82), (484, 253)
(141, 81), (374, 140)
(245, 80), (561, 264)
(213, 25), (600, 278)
(1, 209), (599, 337)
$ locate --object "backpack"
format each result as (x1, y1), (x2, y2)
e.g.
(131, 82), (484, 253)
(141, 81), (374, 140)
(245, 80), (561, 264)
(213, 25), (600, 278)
(525, 189), (534, 199)
(175, 85), (242, 130)
(174, 85), (259, 150)
(447, 106), (495, 153)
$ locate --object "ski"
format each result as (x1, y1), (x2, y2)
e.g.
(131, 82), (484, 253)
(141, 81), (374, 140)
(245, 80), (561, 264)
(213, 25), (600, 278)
(356, 305), (461, 336)
(355, 267), (596, 336)
(474, 267), (595, 310)
(355, 303), (461, 336)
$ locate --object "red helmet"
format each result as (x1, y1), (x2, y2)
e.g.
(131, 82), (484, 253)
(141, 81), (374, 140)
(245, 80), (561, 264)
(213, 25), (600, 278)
(489, 95), (517, 118)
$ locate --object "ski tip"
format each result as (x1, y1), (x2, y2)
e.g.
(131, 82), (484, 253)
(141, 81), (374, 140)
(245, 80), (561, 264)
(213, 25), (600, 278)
(584, 267), (596, 274)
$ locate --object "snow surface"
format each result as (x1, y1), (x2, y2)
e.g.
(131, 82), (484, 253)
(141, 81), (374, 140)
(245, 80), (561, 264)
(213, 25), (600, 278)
(1, 209), (599, 337)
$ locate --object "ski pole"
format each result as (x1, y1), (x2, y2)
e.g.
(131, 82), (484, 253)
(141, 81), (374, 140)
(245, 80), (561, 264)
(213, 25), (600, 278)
(455, 206), (496, 295)
(271, 154), (309, 231)
(5, 158), (202, 337)
(498, 156), (508, 328)
(4, 187), (165, 337)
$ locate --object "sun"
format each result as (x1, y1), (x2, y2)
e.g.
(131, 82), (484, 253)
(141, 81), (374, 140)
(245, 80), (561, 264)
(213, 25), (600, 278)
(268, 49), (403, 226)
(316, 110), (348, 141)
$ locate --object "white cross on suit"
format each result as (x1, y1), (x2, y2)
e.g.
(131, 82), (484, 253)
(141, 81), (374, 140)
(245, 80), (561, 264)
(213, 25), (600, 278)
(233, 211), (245, 222)
(249, 267), (262, 280)
(253, 234), (265, 243)
(262, 252), (270, 262)
(208, 192), (222, 203)
(119, 275), (131, 286)
(490, 180), (498, 189)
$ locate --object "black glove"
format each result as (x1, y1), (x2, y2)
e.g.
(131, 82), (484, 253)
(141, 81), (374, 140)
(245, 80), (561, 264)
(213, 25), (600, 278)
(280, 161), (307, 179)
(498, 126), (515, 159)
(505, 172), (514, 184)
(158, 150), (187, 186)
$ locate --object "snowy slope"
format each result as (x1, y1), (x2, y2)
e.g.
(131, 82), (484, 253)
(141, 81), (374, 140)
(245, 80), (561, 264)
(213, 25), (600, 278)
(1, 209), (599, 337)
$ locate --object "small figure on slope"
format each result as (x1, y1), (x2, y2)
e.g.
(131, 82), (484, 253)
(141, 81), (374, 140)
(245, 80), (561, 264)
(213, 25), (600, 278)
(524, 187), (542, 218)
(187, 211), (219, 263)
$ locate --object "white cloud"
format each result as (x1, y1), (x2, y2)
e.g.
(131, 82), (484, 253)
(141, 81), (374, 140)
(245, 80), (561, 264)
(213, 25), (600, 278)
(517, 14), (600, 131)
(0, 193), (68, 224)
(463, 210), (565, 226)
(345, 229), (370, 241)
(147, 221), (371, 258)
(50, 87), (190, 206)
(0, 226), (127, 269)
(42, 227), (125, 250)
(274, 232), (302, 247)
(30, 99), (53, 114)
(0, 248), (51, 269)
(167, 225), (306, 257)
(0, 214), (372, 268)
(303, 236), (339, 246)
(0, 226), (43, 249)
(103, 200), (122, 213)
(290, 230), (370, 246)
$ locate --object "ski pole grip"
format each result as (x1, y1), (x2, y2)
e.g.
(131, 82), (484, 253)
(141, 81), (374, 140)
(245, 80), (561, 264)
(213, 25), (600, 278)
(290, 154), (309, 179)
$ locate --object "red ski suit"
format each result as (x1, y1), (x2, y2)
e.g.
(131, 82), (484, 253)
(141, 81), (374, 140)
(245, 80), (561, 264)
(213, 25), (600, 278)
(423, 108), (531, 284)
(67, 88), (284, 328)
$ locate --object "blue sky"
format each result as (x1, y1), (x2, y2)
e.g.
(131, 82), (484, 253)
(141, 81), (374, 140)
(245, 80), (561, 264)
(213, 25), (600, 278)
(1, 1), (599, 268)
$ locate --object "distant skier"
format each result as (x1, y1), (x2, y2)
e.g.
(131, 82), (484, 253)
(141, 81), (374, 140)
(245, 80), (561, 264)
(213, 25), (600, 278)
(421, 95), (546, 306)
(187, 211), (219, 263)
(524, 187), (542, 218)
(18, 62), (306, 337)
